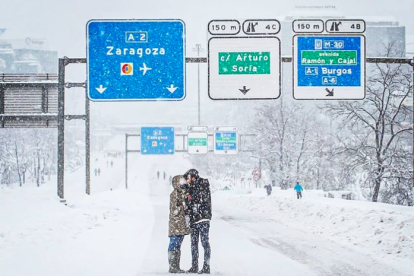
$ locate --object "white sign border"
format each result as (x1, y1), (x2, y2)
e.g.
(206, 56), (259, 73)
(208, 36), (282, 101)
(187, 131), (209, 155)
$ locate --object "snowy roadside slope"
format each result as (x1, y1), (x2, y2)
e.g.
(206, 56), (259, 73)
(0, 152), (195, 276)
(0, 155), (155, 276)
(216, 189), (414, 263)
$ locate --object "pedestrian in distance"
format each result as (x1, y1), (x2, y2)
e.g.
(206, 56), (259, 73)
(157, 171), (160, 180)
(98, 168), (101, 177)
(94, 168), (97, 177)
(168, 175), (191, 274)
(164, 171), (167, 180)
(183, 169), (212, 274)
(110, 160), (113, 168)
(294, 182), (303, 199)
(264, 184), (272, 196)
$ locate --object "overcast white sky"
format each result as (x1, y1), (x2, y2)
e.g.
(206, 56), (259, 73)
(1, 0), (412, 125)
(1, 0), (413, 57)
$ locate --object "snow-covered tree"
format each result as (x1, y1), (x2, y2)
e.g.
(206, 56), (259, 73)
(250, 98), (333, 189)
(323, 55), (413, 204)
(0, 129), (57, 187)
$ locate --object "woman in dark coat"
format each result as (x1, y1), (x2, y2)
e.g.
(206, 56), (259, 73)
(168, 175), (191, 273)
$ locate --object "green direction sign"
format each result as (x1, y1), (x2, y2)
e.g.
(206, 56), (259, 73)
(301, 50), (357, 65)
(219, 52), (271, 75)
(189, 137), (207, 146)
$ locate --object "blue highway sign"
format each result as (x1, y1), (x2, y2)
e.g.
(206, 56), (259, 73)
(87, 20), (185, 101)
(141, 127), (175, 155)
(293, 35), (365, 100)
(214, 131), (238, 155)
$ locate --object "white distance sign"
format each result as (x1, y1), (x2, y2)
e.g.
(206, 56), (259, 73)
(188, 132), (208, 154)
(208, 37), (281, 100)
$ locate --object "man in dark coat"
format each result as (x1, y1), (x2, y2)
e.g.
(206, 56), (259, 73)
(183, 169), (212, 274)
(264, 184), (272, 196)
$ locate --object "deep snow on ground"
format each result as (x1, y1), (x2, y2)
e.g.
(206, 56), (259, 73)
(0, 153), (413, 276)
(221, 188), (414, 259)
(215, 188), (414, 275)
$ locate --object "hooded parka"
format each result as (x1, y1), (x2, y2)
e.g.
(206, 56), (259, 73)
(168, 175), (191, 237)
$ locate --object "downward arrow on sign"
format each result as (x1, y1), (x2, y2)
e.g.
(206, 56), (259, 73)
(239, 86), (250, 95)
(96, 85), (107, 94)
(167, 84), (178, 93)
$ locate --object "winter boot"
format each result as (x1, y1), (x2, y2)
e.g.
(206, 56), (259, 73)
(198, 264), (210, 274)
(186, 265), (198, 274)
(175, 251), (185, 273)
(169, 251), (184, 273)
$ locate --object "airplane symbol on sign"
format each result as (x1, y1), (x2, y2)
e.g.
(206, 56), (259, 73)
(139, 63), (152, 75)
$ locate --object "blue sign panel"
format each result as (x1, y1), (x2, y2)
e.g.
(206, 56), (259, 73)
(215, 132), (237, 151)
(141, 127), (175, 155)
(87, 20), (185, 101)
(297, 36), (362, 87)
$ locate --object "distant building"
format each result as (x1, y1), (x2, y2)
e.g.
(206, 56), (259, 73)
(0, 29), (58, 74)
(281, 6), (406, 57)
(406, 34), (414, 57)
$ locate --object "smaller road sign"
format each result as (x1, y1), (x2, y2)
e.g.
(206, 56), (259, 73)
(188, 132), (208, 154)
(252, 167), (261, 181)
(208, 20), (241, 35)
(214, 131), (238, 155)
(292, 19), (324, 33)
(325, 19), (366, 33)
(242, 19), (280, 35)
(141, 127), (174, 155)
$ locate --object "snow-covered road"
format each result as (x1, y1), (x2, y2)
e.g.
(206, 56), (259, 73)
(214, 199), (411, 276)
(1, 153), (412, 276)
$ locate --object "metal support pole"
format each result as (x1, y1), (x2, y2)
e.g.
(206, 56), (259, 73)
(57, 59), (65, 201)
(193, 44), (203, 126)
(259, 158), (262, 173)
(0, 87), (4, 128)
(85, 84), (90, 195)
(197, 58), (201, 125)
(411, 57), (414, 206)
(196, 45), (201, 125)
(125, 134), (128, 189)
(41, 87), (47, 113)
